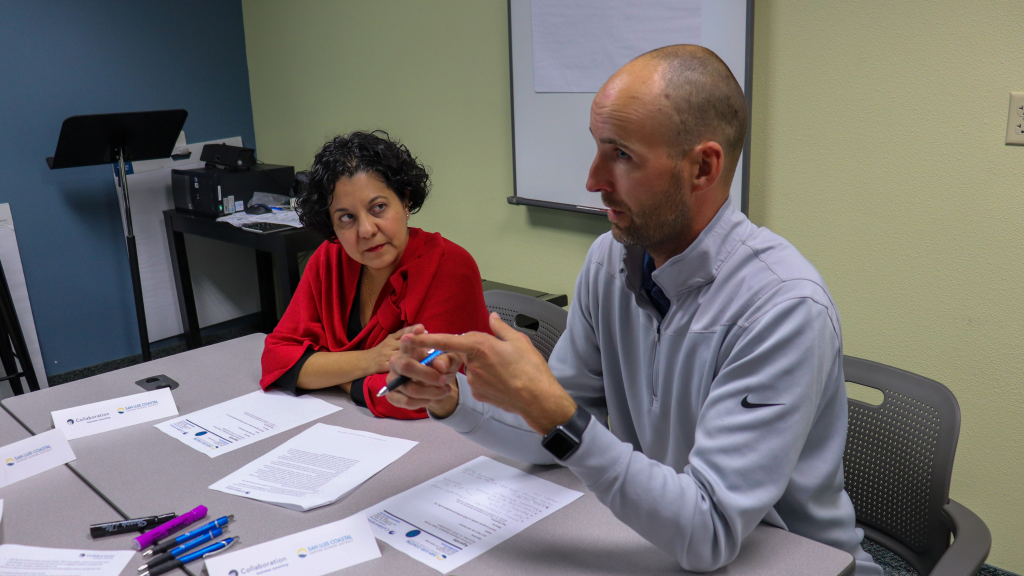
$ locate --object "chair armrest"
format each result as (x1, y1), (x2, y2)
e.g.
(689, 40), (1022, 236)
(929, 499), (991, 576)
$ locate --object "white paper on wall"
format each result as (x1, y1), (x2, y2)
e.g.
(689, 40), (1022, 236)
(113, 135), (261, 342)
(532, 0), (701, 93)
(0, 204), (48, 388)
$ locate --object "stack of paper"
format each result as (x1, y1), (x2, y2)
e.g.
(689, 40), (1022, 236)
(210, 424), (417, 511)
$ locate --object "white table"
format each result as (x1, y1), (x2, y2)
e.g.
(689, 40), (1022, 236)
(2, 334), (854, 576)
(0, 402), (148, 573)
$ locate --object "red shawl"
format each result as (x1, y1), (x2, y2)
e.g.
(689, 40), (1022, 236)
(260, 228), (490, 419)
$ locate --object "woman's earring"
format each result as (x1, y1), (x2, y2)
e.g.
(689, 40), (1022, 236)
(406, 213), (411, 219)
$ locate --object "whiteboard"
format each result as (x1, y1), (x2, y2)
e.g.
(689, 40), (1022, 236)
(507, 0), (754, 215)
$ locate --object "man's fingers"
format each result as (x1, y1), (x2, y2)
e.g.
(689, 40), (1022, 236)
(394, 381), (451, 401)
(389, 352), (446, 385)
(427, 352), (464, 376)
(487, 312), (521, 342)
(407, 332), (489, 358)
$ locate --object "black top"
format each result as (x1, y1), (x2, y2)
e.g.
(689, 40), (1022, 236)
(270, 269), (367, 407)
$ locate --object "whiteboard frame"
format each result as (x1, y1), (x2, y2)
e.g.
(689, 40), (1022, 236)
(506, 0), (755, 216)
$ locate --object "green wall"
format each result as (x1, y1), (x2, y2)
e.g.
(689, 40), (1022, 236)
(243, 0), (1023, 570)
(751, 1), (1024, 570)
(241, 0), (607, 304)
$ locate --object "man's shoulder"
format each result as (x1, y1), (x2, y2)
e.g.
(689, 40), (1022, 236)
(583, 231), (625, 270)
(711, 225), (838, 328)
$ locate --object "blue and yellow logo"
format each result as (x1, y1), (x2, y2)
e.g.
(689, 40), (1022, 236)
(5, 458), (14, 466)
(117, 407), (125, 414)
(297, 548), (308, 558)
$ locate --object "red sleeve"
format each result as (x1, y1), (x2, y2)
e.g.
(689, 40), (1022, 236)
(260, 245), (327, 389)
(361, 241), (492, 419)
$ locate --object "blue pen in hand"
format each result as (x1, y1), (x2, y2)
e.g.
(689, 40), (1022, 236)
(376, 349), (444, 398)
(137, 528), (223, 572)
(140, 537), (238, 576)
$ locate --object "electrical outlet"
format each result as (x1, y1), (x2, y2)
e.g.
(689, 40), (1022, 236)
(1006, 92), (1024, 144)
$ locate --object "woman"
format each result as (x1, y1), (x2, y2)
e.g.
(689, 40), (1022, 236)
(260, 130), (490, 419)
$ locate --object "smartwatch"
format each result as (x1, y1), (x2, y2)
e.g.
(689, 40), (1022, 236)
(541, 405), (591, 461)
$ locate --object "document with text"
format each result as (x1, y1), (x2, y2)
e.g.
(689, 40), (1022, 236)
(363, 456), (583, 573)
(154, 390), (340, 457)
(0, 544), (133, 576)
(210, 423), (417, 511)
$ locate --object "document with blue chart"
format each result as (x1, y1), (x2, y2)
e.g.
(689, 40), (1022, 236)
(154, 390), (340, 457)
(363, 456), (582, 573)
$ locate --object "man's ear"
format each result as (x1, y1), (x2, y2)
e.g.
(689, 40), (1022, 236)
(689, 141), (724, 195)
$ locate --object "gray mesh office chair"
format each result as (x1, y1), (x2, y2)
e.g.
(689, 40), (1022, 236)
(484, 290), (567, 361)
(843, 356), (990, 576)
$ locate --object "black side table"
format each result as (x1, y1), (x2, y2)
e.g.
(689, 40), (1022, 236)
(163, 209), (323, 349)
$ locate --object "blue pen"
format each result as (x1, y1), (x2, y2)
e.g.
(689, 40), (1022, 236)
(137, 528), (223, 572)
(376, 349), (444, 397)
(141, 537), (238, 576)
(144, 515), (233, 556)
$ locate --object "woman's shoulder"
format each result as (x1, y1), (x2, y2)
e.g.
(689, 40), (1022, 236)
(302, 239), (343, 275)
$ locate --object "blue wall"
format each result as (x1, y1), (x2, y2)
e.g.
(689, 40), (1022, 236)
(0, 1), (256, 375)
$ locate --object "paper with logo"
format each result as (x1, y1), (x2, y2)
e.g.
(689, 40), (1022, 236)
(0, 544), (133, 576)
(203, 513), (380, 576)
(363, 456), (583, 573)
(209, 423), (417, 511)
(154, 390), (341, 457)
(0, 430), (75, 489)
(51, 387), (178, 440)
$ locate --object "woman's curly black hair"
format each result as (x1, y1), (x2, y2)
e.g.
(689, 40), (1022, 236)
(297, 130), (431, 241)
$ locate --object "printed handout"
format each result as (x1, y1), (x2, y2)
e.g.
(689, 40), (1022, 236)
(363, 456), (583, 573)
(210, 423), (417, 511)
(154, 390), (340, 457)
(0, 544), (133, 576)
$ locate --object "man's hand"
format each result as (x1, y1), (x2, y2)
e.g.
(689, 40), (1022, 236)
(384, 325), (463, 417)
(393, 313), (577, 435)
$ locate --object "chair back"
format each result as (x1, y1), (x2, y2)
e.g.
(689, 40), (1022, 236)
(842, 356), (961, 576)
(484, 290), (567, 361)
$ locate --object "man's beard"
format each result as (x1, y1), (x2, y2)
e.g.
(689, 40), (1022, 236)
(603, 171), (692, 252)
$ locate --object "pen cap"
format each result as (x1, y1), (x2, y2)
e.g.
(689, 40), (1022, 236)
(133, 505), (207, 550)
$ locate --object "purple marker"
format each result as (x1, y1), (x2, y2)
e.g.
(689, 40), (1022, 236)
(133, 505), (207, 550)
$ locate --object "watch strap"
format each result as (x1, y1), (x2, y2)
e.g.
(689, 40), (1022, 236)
(541, 405), (591, 460)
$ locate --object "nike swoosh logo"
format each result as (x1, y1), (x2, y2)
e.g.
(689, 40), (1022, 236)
(741, 395), (784, 409)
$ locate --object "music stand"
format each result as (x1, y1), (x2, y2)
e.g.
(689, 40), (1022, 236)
(47, 110), (188, 362)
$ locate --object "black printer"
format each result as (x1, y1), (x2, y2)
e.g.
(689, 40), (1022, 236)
(171, 164), (295, 218)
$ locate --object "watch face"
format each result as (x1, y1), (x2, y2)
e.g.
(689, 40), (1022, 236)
(544, 430), (576, 459)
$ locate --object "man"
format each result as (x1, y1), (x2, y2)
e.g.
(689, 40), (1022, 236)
(387, 45), (881, 575)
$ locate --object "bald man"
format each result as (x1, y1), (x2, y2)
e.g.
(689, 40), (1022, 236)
(387, 45), (881, 575)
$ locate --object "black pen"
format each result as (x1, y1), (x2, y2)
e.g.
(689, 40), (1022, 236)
(140, 537), (238, 576)
(376, 349), (444, 397)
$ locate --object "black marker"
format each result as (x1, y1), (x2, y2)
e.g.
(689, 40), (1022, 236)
(90, 513), (176, 538)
